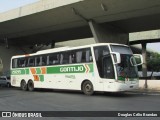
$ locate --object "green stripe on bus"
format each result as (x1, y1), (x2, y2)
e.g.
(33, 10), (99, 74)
(88, 64), (94, 72)
(39, 75), (44, 82)
(47, 64), (93, 74)
(36, 68), (41, 74)
(25, 69), (29, 74)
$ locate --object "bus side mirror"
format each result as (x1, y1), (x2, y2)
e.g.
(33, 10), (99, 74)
(130, 54), (143, 66)
(110, 52), (121, 64)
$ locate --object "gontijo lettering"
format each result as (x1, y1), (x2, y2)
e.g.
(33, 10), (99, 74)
(60, 66), (84, 72)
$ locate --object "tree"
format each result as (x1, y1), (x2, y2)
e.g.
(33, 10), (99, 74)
(147, 52), (160, 79)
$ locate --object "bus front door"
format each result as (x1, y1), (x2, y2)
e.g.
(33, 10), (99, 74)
(102, 55), (115, 91)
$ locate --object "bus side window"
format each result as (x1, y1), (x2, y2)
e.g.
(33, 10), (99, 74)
(49, 54), (59, 65)
(12, 59), (18, 68)
(17, 58), (26, 68)
(76, 51), (82, 63)
(86, 49), (92, 62)
(27, 57), (35, 67)
(20, 58), (26, 67)
(42, 56), (47, 66)
(76, 48), (92, 63)
(35, 56), (40, 66)
(60, 52), (69, 64)
(39, 56), (47, 66)
(69, 52), (76, 64)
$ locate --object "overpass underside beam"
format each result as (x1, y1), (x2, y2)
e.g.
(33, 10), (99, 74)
(88, 21), (129, 44)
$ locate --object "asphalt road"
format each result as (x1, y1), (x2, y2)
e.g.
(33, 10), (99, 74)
(0, 87), (160, 120)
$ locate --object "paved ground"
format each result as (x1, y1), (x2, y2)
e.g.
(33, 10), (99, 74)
(0, 87), (160, 120)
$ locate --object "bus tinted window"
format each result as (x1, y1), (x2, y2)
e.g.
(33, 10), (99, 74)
(35, 56), (40, 66)
(69, 52), (76, 64)
(94, 46), (114, 78)
(18, 58), (27, 67)
(27, 57), (35, 67)
(41, 56), (47, 66)
(76, 48), (92, 63)
(60, 52), (70, 64)
(48, 53), (59, 65)
(12, 59), (18, 68)
(94, 46), (110, 61)
(12, 48), (92, 68)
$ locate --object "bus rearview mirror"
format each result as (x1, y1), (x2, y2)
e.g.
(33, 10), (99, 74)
(110, 52), (121, 64)
(130, 54), (143, 66)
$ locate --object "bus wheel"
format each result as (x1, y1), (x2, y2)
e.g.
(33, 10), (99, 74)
(82, 81), (94, 95)
(28, 80), (34, 91)
(21, 80), (27, 91)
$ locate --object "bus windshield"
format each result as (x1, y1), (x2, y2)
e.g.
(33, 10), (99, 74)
(116, 54), (138, 80)
(111, 45), (138, 81)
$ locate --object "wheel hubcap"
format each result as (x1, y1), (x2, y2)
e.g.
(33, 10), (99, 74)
(85, 84), (92, 92)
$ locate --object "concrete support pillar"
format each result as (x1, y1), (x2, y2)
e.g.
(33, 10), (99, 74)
(142, 43), (148, 88)
(88, 20), (129, 44)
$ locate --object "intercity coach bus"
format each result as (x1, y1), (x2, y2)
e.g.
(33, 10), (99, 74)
(11, 43), (143, 95)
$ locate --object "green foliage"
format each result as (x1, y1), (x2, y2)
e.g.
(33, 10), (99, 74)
(147, 52), (160, 72)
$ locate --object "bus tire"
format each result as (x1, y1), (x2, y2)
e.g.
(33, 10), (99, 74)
(28, 80), (34, 91)
(21, 80), (28, 91)
(82, 81), (94, 95)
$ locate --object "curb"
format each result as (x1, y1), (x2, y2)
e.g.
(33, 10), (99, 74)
(127, 89), (160, 95)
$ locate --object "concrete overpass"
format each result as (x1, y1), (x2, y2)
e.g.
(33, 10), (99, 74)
(0, 0), (160, 46)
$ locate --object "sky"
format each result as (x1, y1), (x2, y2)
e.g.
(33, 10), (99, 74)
(0, 0), (39, 13)
(0, 0), (160, 52)
(147, 43), (160, 52)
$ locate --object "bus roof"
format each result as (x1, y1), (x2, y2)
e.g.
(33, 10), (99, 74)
(11, 43), (128, 59)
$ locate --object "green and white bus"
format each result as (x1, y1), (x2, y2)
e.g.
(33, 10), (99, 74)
(11, 43), (143, 95)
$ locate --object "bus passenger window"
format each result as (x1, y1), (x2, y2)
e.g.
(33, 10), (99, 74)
(75, 48), (92, 63)
(28, 58), (35, 67)
(49, 54), (59, 65)
(69, 53), (76, 64)
(42, 57), (46, 66)
(17, 58), (26, 68)
(86, 49), (92, 62)
(21, 59), (26, 67)
(12, 59), (18, 68)
(76, 51), (82, 63)
(35, 57), (40, 66)
(60, 52), (70, 64)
